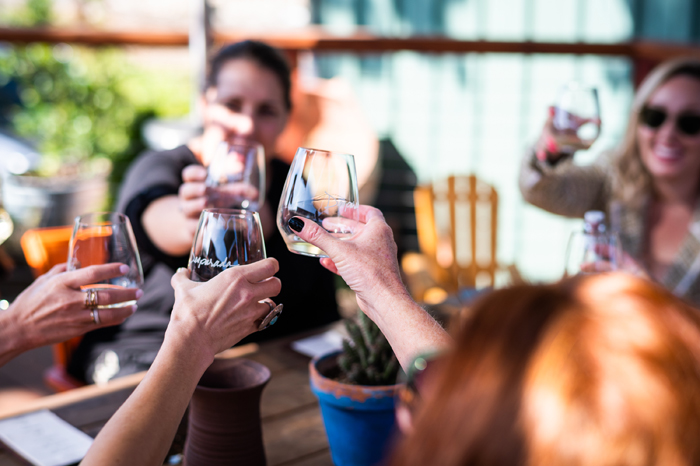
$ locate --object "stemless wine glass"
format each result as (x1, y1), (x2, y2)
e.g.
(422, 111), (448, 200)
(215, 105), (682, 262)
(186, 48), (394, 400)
(188, 208), (266, 282)
(67, 212), (144, 308)
(564, 211), (621, 277)
(205, 139), (265, 212)
(552, 82), (601, 154)
(276, 148), (360, 258)
(0, 206), (12, 246)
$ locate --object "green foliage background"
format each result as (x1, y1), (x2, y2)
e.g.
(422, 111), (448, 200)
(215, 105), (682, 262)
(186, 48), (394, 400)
(0, 0), (190, 205)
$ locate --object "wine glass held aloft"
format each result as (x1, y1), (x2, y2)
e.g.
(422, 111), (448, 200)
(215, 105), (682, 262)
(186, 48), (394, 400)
(67, 212), (144, 309)
(551, 82), (601, 155)
(188, 208), (282, 330)
(276, 147), (360, 258)
(205, 139), (265, 212)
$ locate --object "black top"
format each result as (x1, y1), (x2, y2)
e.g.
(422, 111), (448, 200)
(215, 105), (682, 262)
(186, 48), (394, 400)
(69, 145), (339, 383)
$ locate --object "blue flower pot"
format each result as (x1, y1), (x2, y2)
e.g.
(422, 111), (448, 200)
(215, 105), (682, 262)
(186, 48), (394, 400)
(309, 351), (401, 466)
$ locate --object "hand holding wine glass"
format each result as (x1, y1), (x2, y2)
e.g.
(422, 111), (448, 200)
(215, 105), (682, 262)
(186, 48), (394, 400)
(67, 212), (144, 319)
(536, 83), (601, 162)
(276, 148), (360, 258)
(188, 208), (282, 330)
(564, 211), (621, 277)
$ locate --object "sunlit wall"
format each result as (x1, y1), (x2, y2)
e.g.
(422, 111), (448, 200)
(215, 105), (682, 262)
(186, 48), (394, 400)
(311, 0), (640, 282)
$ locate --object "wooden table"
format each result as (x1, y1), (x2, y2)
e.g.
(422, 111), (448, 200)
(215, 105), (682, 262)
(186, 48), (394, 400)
(0, 329), (334, 465)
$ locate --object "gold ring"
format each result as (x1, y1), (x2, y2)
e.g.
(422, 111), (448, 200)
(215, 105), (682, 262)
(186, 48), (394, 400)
(84, 289), (98, 310)
(258, 300), (283, 331)
(91, 309), (101, 325)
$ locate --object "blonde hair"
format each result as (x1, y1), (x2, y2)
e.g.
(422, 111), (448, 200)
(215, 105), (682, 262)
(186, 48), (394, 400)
(612, 57), (700, 206)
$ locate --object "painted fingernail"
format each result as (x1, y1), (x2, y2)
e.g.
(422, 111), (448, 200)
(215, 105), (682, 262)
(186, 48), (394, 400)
(288, 217), (304, 233)
(119, 264), (130, 274)
(130, 305), (138, 314)
(135, 289), (144, 299)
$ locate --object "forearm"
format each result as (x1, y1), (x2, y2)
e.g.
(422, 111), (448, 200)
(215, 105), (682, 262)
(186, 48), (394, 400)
(519, 147), (607, 218)
(142, 196), (197, 256)
(82, 335), (213, 465)
(0, 307), (30, 367)
(360, 286), (451, 371)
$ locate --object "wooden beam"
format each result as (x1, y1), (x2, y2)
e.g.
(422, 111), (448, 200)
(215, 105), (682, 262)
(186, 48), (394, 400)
(0, 26), (699, 62)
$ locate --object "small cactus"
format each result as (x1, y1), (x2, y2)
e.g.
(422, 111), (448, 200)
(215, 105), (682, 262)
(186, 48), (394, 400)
(337, 311), (400, 386)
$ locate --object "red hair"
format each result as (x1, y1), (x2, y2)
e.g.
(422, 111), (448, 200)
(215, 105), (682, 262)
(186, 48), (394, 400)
(389, 273), (700, 466)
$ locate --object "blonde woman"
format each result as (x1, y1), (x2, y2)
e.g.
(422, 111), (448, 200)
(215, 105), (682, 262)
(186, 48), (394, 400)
(520, 57), (700, 304)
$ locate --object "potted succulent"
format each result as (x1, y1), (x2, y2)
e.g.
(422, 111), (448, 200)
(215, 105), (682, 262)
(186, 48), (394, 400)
(309, 311), (402, 466)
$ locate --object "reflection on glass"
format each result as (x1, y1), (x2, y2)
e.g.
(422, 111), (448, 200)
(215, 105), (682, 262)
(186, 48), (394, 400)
(188, 208), (266, 282)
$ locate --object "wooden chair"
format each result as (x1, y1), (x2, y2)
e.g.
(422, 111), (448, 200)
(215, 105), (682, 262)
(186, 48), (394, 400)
(20, 225), (85, 392)
(402, 175), (516, 304)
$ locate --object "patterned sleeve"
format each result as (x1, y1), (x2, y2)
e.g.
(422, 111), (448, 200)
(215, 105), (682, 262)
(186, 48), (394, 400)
(518, 147), (610, 219)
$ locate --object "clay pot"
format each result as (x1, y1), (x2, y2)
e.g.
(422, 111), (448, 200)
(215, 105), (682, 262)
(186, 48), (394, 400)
(184, 358), (271, 466)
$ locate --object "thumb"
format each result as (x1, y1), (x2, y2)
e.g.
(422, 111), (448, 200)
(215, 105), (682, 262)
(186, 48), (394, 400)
(288, 217), (340, 258)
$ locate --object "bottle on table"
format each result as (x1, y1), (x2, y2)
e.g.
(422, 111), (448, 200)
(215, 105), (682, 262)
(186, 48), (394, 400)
(564, 210), (621, 277)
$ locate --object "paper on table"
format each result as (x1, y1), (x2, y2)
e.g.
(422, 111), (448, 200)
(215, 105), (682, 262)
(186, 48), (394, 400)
(0, 409), (93, 466)
(291, 329), (345, 358)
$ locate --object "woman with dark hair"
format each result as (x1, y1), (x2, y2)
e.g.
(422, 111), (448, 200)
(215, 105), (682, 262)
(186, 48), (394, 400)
(68, 40), (339, 384)
(520, 57), (700, 303)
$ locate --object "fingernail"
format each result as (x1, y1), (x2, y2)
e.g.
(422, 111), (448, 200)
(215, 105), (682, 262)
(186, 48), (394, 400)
(130, 305), (137, 314)
(135, 289), (144, 299)
(176, 267), (188, 273)
(119, 264), (130, 274)
(288, 217), (304, 233)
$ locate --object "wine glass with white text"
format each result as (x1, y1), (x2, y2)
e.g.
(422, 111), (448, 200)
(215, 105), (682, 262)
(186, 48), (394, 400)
(206, 139), (265, 212)
(67, 212), (143, 308)
(552, 83), (601, 154)
(276, 148), (360, 258)
(188, 208), (266, 282)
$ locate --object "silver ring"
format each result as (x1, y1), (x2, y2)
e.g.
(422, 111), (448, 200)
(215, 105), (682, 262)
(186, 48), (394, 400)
(91, 309), (101, 325)
(258, 300), (283, 331)
(84, 289), (98, 310)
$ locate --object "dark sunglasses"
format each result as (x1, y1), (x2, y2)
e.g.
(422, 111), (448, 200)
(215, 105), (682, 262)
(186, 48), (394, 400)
(640, 107), (700, 136)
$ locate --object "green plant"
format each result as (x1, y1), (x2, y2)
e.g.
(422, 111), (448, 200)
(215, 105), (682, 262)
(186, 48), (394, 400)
(338, 311), (400, 386)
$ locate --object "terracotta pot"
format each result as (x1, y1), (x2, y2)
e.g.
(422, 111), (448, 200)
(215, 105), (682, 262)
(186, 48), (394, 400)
(184, 358), (271, 466)
(310, 351), (401, 466)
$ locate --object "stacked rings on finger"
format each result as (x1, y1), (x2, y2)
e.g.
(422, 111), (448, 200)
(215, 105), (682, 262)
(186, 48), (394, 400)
(84, 289), (100, 325)
(84, 289), (98, 309)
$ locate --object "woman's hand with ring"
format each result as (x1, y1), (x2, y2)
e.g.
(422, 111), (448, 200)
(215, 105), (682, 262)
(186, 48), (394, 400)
(167, 259), (281, 365)
(0, 263), (141, 361)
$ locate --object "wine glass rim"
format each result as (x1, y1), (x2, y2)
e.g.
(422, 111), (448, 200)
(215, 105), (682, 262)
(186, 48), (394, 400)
(75, 211), (129, 226)
(225, 138), (264, 151)
(296, 147), (355, 159)
(202, 207), (260, 218)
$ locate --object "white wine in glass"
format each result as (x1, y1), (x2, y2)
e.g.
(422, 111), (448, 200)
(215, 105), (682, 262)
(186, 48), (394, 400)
(276, 148), (360, 258)
(552, 82), (601, 154)
(67, 212), (144, 308)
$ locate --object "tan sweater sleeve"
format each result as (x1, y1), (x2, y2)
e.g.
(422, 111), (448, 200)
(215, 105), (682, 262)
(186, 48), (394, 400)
(518, 147), (609, 219)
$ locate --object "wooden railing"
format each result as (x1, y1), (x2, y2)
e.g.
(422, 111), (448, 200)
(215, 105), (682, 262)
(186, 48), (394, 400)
(2, 25), (699, 86)
(1, 25), (699, 61)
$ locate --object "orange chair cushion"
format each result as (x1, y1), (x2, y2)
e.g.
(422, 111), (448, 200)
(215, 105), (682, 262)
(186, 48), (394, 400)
(20, 225), (73, 277)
